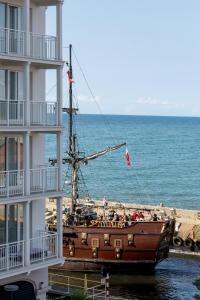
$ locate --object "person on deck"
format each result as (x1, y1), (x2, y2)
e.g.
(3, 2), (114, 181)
(113, 212), (119, 221)
(138, 211), (144, 220)
(153, 213), (159, 221)
(103, 196), (108, 209)
(132, 211), (138, 221)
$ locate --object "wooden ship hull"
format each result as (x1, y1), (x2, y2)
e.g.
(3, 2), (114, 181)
(52, 219), (175, 273)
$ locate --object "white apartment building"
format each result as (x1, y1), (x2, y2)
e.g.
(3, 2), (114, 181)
(0, 0), (64, 299)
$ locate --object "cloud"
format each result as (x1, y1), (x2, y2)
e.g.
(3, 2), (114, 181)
(136, 96), (169, 106)
(122, 96), (190, 115)
(136, 96), (185, 109)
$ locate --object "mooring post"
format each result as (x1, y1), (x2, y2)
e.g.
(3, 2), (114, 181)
(84, 274), (88, 291)
(105, 273), (110, 299)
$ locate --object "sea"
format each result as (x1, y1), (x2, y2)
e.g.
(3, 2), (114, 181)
(46, 114), (200, 300)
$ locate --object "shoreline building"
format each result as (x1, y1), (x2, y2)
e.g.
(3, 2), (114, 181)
(0, 0), (64, 299)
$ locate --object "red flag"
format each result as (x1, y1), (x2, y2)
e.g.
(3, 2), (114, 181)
(125, 147), (132, 167)
(67, 70), (75, 84)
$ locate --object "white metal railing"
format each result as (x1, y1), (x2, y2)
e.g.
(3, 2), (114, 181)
(30, 167), (59, 194)
(0, 100), (24, 126)
(0, 167), (59, 198)
(0, 27), (25, 56)
(30, 33), (58, 60)
(0, 240), (25, 272)
(0, 233), (58, 273)
(0, 170), (24, 198)
(0, 28), (58, 60)
(30, 101), (58, 126)
(30, 233), (58, 263)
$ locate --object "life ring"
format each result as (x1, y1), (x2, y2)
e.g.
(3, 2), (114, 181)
(184, 238), (194, 248)
(173, 236), (183, 247)
(195, 239), (200, 249)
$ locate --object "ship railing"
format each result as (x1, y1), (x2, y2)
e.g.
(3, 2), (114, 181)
(91, 220), (127, 228)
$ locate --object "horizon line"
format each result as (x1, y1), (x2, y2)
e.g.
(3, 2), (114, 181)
(63, 112), (200, 118)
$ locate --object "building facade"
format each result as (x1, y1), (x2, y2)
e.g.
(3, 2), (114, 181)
(0, 0), (64, 299)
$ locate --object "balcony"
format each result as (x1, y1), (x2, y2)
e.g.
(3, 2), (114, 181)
(0, 170), (24, 197)
(0, 28), (58, 61)
(0, 100), (24, 126)
(0, 100), (58, 127)
(0, 167), (59, 199)
(30, 33), (58, 61)
(32, 0), (61, 6)
(0, 28), (25, 56)
(0, 233), (58, 275)
(30, 167), (59, 194)
(31, 101), (58, 126)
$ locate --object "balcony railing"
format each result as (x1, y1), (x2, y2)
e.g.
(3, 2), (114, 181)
(0, 28), (25, 56)
(30, 101), (58, 126)
(0, 28), (58, 60)
(30, 33), (58, 60)
(30, 233), (58, 263)
(0, 100), (24, 126)
(0, 233), (58, 273)
(0, 100), (58, 127)
(0, 167), (59, 198)
(30, 167), (59, 194)
(0, 170), (24, 197)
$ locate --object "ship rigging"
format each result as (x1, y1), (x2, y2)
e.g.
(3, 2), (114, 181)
(49, 44), (126, 215)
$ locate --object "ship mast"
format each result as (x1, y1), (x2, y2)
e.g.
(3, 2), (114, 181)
(50, 45), (126, 215)
(68, 44), (79, 213)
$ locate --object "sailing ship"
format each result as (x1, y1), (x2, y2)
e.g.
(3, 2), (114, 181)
(48, 45), (175, 273)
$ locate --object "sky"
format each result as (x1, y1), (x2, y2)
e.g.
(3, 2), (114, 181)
(46, 1), (200, 117)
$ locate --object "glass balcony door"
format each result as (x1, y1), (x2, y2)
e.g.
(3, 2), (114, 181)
(0, 137), (23, 193)
(9, 71), (24, 124)
(0, 204), (24, 245)
(0, 3), (6, 53)
(0, 69), (24, 125)
(8, 5), (24, 54)
(0, 3), (24, 55)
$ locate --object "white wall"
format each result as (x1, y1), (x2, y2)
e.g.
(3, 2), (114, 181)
(0, 267), (48, 300)
(31, 199), (46, 237)
(31, 5), (46, 35)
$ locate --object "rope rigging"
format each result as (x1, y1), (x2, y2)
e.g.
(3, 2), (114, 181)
(47, 44), (152, 205)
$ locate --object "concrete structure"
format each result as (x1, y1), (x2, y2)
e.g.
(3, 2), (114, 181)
(0, 0), (64, 299)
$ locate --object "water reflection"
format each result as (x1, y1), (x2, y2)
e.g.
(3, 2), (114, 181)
(56, 256), (200, 300)
(108, 256), (200, 299)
